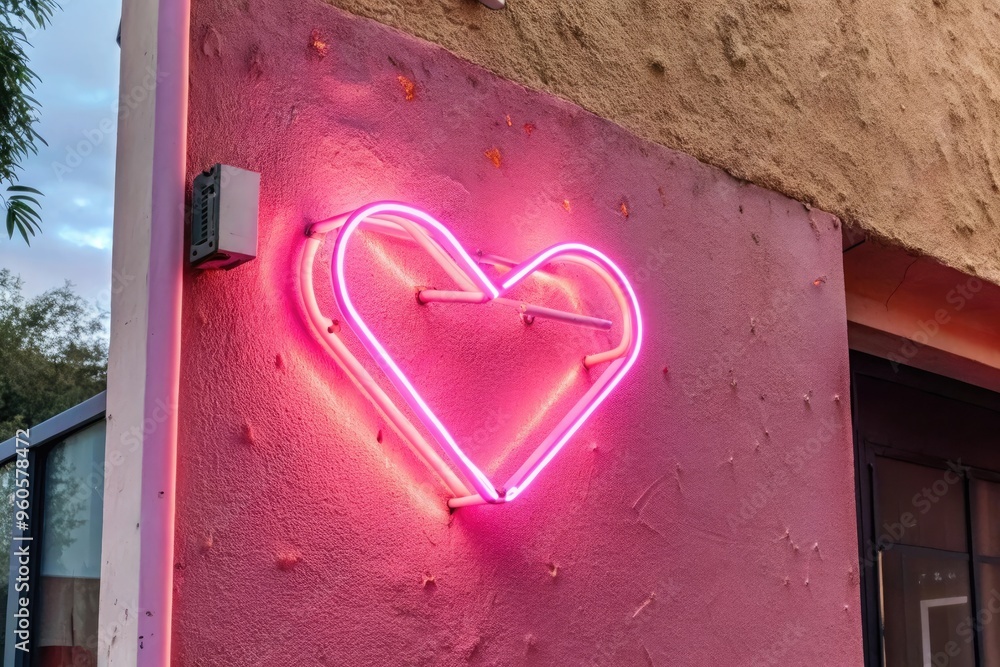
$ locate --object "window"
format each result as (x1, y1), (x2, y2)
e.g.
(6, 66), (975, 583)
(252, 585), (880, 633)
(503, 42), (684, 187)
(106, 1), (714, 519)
(852, 353), (1000, 667)
(0, 394), (106, 667)
(0, 463), (16, 659)
(875, 456), (975, 666)
(35, 420), (105, 666)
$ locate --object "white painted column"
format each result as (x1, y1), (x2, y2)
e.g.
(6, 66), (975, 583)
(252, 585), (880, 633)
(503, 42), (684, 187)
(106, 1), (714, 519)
(99, 0), (189, 665)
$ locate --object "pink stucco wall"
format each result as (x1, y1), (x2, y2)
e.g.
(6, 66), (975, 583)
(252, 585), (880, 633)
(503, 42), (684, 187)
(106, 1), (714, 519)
(174, 1), (861, 664)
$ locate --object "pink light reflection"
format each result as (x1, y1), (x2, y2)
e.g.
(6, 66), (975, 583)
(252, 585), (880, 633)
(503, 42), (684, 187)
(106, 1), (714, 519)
(328, 201), (643, 506)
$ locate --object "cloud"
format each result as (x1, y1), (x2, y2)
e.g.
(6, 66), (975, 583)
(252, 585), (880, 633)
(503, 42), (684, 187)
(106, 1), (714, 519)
(58, 226), (113, 251)
(0, 0), (121, 307)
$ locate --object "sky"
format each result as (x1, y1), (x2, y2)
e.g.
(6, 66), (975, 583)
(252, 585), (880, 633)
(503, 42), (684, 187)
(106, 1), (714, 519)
(0, 0), (121, 312)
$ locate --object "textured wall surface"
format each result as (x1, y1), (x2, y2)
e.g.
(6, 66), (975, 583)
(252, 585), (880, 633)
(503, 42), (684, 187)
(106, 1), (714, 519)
(176, 1), (860, 664)
(325, 0), (1000, 285)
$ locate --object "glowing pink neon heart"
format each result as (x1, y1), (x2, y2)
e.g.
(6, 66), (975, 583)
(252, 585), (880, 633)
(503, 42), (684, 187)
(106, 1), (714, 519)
(329, 201), (643, 505)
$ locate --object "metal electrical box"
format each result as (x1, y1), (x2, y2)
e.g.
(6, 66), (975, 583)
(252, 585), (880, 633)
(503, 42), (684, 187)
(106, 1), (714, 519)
(189, 164), (260, 270)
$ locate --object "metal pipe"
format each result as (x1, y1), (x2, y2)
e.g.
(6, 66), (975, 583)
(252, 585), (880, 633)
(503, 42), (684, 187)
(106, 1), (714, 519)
(501, 299), (612, 331)
(417, 289), (488, 304)
(416, 293), (613, 330)
(447, 493), (492, 509)
(476, 252), (518, 269)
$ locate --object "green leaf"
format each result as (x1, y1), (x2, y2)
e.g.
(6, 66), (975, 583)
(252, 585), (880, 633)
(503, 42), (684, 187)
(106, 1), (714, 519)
(11, 200), (39, 223)
(0, 0), (60, 221)
(7, 185), (42, 195)
(16, 219), (29, 245)
(4, 185), (44, 244)
(8, 195), (39, 206)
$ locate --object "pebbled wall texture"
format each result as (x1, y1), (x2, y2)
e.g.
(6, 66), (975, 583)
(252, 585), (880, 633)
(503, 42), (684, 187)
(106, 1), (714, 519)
(326, 0), (1000, 285)
(176, 0), (860, 664)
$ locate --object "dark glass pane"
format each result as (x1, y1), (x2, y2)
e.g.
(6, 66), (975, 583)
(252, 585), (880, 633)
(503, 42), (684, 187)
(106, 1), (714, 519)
(876, 456), (967, 552)
(979, 563), (1000, 667)
(0, 461), (15, 658)
(974, 479), (1000, 557)
(34, 421), (105, 667)
(880, 550), (974, 667)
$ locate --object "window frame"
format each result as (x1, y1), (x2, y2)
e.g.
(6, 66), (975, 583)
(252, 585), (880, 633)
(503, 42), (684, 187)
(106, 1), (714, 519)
(0, 393), (106, 667)
(852, 352), (1000, 667)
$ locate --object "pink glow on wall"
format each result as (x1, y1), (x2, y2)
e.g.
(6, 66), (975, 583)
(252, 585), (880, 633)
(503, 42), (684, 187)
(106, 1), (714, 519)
(303, 201), (642, 506)
(175, 0), (861, 664)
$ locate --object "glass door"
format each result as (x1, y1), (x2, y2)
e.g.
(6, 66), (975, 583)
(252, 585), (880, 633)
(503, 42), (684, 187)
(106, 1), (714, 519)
(852, 353), (1000, 667)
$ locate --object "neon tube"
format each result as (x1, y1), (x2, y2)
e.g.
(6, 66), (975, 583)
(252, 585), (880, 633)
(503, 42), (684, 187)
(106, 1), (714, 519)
(417, 290), (614, 330)
(299, 237), (472, 498)
(332, 203), (501, 502)
(303, 201), (643, 507)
